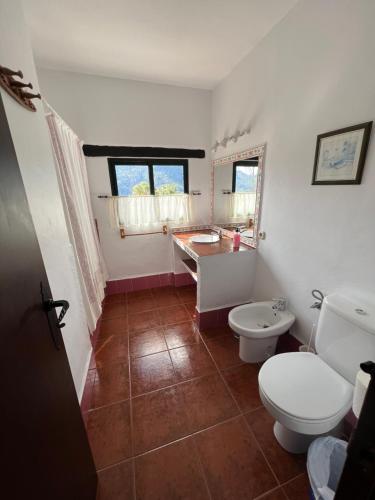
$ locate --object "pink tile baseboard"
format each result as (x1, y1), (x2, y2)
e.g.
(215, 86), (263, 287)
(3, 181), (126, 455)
(174, 272), (195, 287)
(80, 368), (95, 414)
(276, 331), (302, 354)
(90, 315), (102, 349)
(196, 305), (236, 330)
(105, 272), (195, 295)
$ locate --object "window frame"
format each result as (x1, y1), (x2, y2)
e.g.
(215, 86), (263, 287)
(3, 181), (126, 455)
(108, 158), (189, 196)
(232, 158), (259, 193)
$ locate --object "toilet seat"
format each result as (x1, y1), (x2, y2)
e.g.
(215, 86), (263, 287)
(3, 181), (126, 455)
(258, 352), (353, 435)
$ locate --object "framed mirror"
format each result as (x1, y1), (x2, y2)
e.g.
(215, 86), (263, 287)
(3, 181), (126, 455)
(211, 144), (265, 247)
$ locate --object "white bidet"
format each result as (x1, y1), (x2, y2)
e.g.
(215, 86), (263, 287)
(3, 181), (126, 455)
(228, 301), (295, 363)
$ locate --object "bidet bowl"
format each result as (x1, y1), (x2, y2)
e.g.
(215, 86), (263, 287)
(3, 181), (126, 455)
(229, 301), (295, 363)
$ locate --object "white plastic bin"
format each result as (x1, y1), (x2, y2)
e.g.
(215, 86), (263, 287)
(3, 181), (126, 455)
(307, 436), (348, 500)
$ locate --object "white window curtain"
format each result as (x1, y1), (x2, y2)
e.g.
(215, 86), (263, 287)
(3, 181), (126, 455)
(109, 194), (190, 231)
(45, 103), (107, 333)
(230, 192), (256, 220)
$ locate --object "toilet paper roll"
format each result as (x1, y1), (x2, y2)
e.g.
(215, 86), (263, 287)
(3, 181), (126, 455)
(352, 369), (371, 418)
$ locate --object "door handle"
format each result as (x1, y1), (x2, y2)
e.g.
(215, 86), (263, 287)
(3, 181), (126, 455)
(44, 299), (70, 329)
(40, 282), (70, 350)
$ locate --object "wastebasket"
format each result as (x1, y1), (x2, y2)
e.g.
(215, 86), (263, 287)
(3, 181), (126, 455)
(307, 436), (348, 500)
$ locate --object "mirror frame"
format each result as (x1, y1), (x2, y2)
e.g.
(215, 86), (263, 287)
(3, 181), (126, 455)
(211, 143), (266, 248)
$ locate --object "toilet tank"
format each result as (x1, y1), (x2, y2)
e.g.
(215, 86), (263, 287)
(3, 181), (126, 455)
(316, 293), (375, 385)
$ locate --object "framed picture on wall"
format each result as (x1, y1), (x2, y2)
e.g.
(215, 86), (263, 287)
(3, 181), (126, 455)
(312, 121), (372, 185)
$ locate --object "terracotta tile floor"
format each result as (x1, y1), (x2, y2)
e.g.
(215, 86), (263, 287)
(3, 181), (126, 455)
(83, 285), (309, 500)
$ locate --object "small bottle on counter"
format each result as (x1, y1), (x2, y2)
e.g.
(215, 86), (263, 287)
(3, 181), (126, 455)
(233, 227), (241, 249)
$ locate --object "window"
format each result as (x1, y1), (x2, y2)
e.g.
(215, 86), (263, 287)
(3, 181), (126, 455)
(107, 158), (190, 230)
(108, 158), (189, 196)
(232, 158), (259, 193)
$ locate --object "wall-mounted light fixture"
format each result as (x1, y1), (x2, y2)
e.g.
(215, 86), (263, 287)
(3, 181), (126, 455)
(212, 126), (251, 153)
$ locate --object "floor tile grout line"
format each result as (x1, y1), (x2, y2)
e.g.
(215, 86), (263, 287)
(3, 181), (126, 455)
(101, 314), (128, 322)
(88, 369), (239, 412)
(196, 323), (244, 414)
(97, 319), (199, 351)
(131, 365), (217, 399)
(125, 293), (137, 500)
(90, 396), (130, 412)
(89, 376), (252, 415)
(96, 297), (302, 497)
(242, 412), (281, 487)
(89, 288), (196, 477)
(162, 322), (203, 351)
(97, 289), (296, 498)
(100, 413), (244, 467)
(127, 300), (196, 317)
(197, 324), (283, 489)
(96, 456), (133, 473)
(89, 391), (300, 496)
(131, 458), (137, 500)
(279, 470), (307, 488)
(191, 433), (213, 500)
(98, 403), (300, 482)
(253, 484), (289, 500)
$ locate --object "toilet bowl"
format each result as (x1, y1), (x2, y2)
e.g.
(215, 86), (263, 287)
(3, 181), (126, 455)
(258, 292), (375, 454)
(258, 352), (353, 453)
(228, 301), (295, 363)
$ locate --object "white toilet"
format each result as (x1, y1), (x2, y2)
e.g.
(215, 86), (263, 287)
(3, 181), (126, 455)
(259, 292), (375, 453)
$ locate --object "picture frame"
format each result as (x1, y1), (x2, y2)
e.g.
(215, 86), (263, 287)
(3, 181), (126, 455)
(312, 121), (372, 185)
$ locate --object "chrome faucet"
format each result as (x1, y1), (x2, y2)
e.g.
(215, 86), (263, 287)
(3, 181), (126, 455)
(211, 228), (223, 239)
(272, 297), (287, 312)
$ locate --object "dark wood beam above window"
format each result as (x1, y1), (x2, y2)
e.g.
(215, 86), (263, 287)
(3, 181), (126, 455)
(82, 144), (205, 159)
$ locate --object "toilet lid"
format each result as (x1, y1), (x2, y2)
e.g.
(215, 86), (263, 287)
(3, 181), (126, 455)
(259, 353), (353, 421)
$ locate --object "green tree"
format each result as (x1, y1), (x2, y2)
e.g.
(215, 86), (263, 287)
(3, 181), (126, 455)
(155, 183), (178, 195)
(132, 181), (150, 195)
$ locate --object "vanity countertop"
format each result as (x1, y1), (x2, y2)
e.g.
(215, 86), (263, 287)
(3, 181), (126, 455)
(173, 230), (253, 260)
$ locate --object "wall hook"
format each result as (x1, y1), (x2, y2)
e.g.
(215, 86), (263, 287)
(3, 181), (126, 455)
(0, 64), (40, 111)
(9, 79), (33, 89)
(20, 91), (41, 100)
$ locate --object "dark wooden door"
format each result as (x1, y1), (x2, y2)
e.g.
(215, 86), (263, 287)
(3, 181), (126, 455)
(335, 362), (375, 499)
(0, 94), (97, 500)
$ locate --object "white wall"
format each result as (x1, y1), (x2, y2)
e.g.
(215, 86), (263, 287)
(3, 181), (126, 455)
(199, 251), (256, 312)
(38, 69), (212, 280)
(212, 0), (375, 343)
(0, 0), (91, 398)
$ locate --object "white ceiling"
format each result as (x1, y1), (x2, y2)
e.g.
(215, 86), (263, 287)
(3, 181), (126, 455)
(24, 0), (298, 89)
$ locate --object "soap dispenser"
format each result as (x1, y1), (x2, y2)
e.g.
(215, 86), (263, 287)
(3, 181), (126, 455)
(233, 227), (241, 249)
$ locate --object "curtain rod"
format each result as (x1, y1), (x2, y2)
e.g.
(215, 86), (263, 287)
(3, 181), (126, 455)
(43, 98), (83, 144)
(97, 193), (199, 198)
(43, 98), (65, 121)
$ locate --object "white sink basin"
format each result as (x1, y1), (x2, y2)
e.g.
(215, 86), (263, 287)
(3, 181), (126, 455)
(190, 234), (220, 244)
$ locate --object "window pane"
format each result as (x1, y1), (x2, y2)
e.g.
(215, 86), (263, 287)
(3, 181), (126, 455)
(153, 164), (184, 195)
(235, 166), (258, 193)
(115, 164), (150, 196)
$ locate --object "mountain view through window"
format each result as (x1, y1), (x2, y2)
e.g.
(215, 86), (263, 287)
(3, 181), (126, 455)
(114, 163), (185, 196)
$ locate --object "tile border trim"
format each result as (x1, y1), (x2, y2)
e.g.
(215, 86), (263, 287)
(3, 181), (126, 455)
(106, 272), (195, 295)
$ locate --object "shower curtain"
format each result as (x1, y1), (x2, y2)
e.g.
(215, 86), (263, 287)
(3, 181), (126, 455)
(45, 103), (107, 333)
